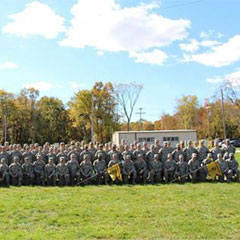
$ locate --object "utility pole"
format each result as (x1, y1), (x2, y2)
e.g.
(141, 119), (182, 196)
(136, 108), (146, 130)
(91, 93), (94, 143)
(221, 89), (227, 139)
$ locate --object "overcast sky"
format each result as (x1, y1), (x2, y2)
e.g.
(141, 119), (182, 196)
(0, 0), (240, 121)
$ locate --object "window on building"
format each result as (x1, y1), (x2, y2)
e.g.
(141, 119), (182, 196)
(162, 136), (179, 142)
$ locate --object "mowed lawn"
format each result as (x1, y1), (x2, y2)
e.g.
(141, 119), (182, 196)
(0, 152), (239, 240)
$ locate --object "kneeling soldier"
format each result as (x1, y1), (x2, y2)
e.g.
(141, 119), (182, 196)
(45, 158), (56, 186)
(9, 156), (23, 186)
(176, 154), (188, 183)
(0, 158), (10, 186)
(149, 154), (162, 184)
(67, 154), (80, 185)
(22, 157), (34, 185)
(33, 155), (45, 186)
(93, 153), (108, 185)
(80, 155), (94, 185)
(227, 153), (239, 182)
(164, 153), (176, 183)
(188, 153), (201, 183)
(122, 155), (136, 184)
(56, 157), (70, 186)
(201, 153), (213, 181)
(216, 153), (230, 182)
(134, 154), (147, 184)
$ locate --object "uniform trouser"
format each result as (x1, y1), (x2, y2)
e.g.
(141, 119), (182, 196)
(201, 168), (208, 181)
(57, 174), (70, 186)
(34, 172), (45, 185)
(96, 172), (109, 185)
(69, 173), (80, 185)
(164, 170), (174, 183)
(23, 173), (34, 185)
(190, 170), (202, 183)
(46, 175), (56, 186)
(228, 169), (239, 181)
(218, 171), (230, 182)
(149, 171), (162, 184)
(0, 174), (9, 186)
(81, 173), (95, 185)
(11, 174), (22, 186)
(136, 170), (147, 184)
(123, 170), (137, 184)
(175, 173), (187, 183)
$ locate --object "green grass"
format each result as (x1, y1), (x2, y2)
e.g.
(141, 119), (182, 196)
(0, 153), (239, 240)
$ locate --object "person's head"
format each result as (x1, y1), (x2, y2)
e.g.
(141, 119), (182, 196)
(83, 154), (89, 162)
(36, 154), (42, 161)
(126, 155), (131, 162)
(180, 140), (185, 148)
(214, 141), (218, 147)
(176, 143), (180, 150)
(150, 144), (154, 151)
(0, 158), (6, 164)
(99, 144), (103, 150)
(179, 154), (184, 162)
(188, 140), (193, 147)
(98, 153), (103, 161)
(137, 143), (141, 151)
(70, 154), (77, 161)
(200, 140), (204, 146)
(17, 144), (22, 151)
(154, 154), (159, 161)
(112, 144), (117, 151)
(137, 154), (143, 161)
(163, 141), (167, 147)
(124, 145), (129, 151)
(60, 157), (65, 164)
(49, 157), (54, 165)
(154, 139), (159, 146)
(112, 153), (117, 161)
(223, 152), (229, 160)
(13, 156), (19, 164)
(168, 153), (172, 160)
(24, 157), (30, 164)
(167, 142), (171, 148)
(207, 153), (212, 159)
(192, 153), (197, 161)
(217, 153), (222, 160)
(226, 139), (230, 146)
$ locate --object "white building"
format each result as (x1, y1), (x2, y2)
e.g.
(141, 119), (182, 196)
(112, 130), (197, 146)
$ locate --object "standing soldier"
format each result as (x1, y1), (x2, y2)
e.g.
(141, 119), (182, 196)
(149, 154), (163, 184)
(33, 155), (45, 186)
(0, 146), (10, 165)
(201, 153), (213, 181)
(0, 158), (10, 186)
(108, 144), (121, 162)
(227, 153), (239, 182)
(223, 139), (236, 155)
(122, 155), (136, 184)
(95, 144), (108, 162)
(146, 145), (156, 169)
(45, 158), (56, 186)
(47, 147), (58, 165)
(164, 153), (176, 183)
(80, 145), (94, 163)
(197, 140), (209, 163)
(22, 157), (34, 185)
(153, 139), (161, 154)
(133, 144), (146, 161)
(9, 156), (23, 186)
(188, 153), (201, 183)
(56, 157), (70, 186)
(211, 141), (223, 160)
(159, 141), (171, 164)
(22, 146), (36, 163)
(184, 141), (198, 162)
(80, 155), (94, 185)
(10, 144), (22, 164)
(93, 153), (108, 185)
(67, 154), (80, 185)
(172, 144), (185, 162)
(134, 154), (147, 184)
(121, 145), (134, 162)
(216, 153), (230, 182)
(175, 154), (189, 183)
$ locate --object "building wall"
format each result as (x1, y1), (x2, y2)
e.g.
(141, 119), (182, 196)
(112, 131), (197, 146)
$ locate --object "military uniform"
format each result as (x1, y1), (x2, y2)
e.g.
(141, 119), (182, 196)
(56, 162), (70, 186)
(122, 160), (136, 184)
(9, 162), (22, 186)
(211, 147), (223, 161)
(176, 161), (188, 183)
(45, 163), (56, 186)
(93, 159), (108, 184)
(22, 162), (34, 185)
(227, 158), (239, 181)
(216, 159), (230, 182)
(197, 145), (209, 163)
(80, 161), (94, 185)
(67, 160), (80, 185)
(201, 158), (213, 181)
(0, 162), (10, 186)
(149, 159), (163, 184)
(184, 147), (198, 162)
(188, 159), (200, 183)
(134, 159), (147, 184)
(33, 160), (45, 185)
(164, 159), (176, 183)
(159, 147), (172, 164)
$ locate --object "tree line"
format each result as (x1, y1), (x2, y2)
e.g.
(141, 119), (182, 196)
(0, 80), (239, 144)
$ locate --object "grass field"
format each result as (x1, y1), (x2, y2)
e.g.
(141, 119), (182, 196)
(0, 152), (239, 240)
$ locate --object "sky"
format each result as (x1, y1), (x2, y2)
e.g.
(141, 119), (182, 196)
(0, 0), (240, 122)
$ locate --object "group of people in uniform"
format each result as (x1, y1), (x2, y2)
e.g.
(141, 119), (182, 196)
(0, 138), (239, 187)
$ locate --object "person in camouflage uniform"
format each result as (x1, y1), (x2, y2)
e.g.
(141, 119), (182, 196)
(227, 153), (239, 182)
(0, 158), (10, 186)
(223, 139), (236, 155)
(67, 154), (80, 185)
(211, 141), (223, 161)
(164, 153), (176, 183)
(122, 155), (136, 184)
(133, 144), (146, 161)
(33, 154), (45, 186)
(145, 145), (156, 169)
(56, 157), (70, 186)
(158, 141), (171, 164)
(172, 143), (185, 162)
(22, 157), (34, 185)
(134, 154), (147, 184)
(22, 146), (36, 163)
(197, 140), (209, 164)
(9, 156), (22, 186)
(80, 155), (94, 185)
(216, 153), (230, 182)
(45, 158), (56, 186)
(184, 141), (198, 162)
(93, 153), (108, 185)
(121, 145), (134, 162)
(0, 146), (10, 165)
(188, 153), (201, 183)
(94, 144), (108, 163)
(175, 154), (189, 183)
(149, 154), (163, 184)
